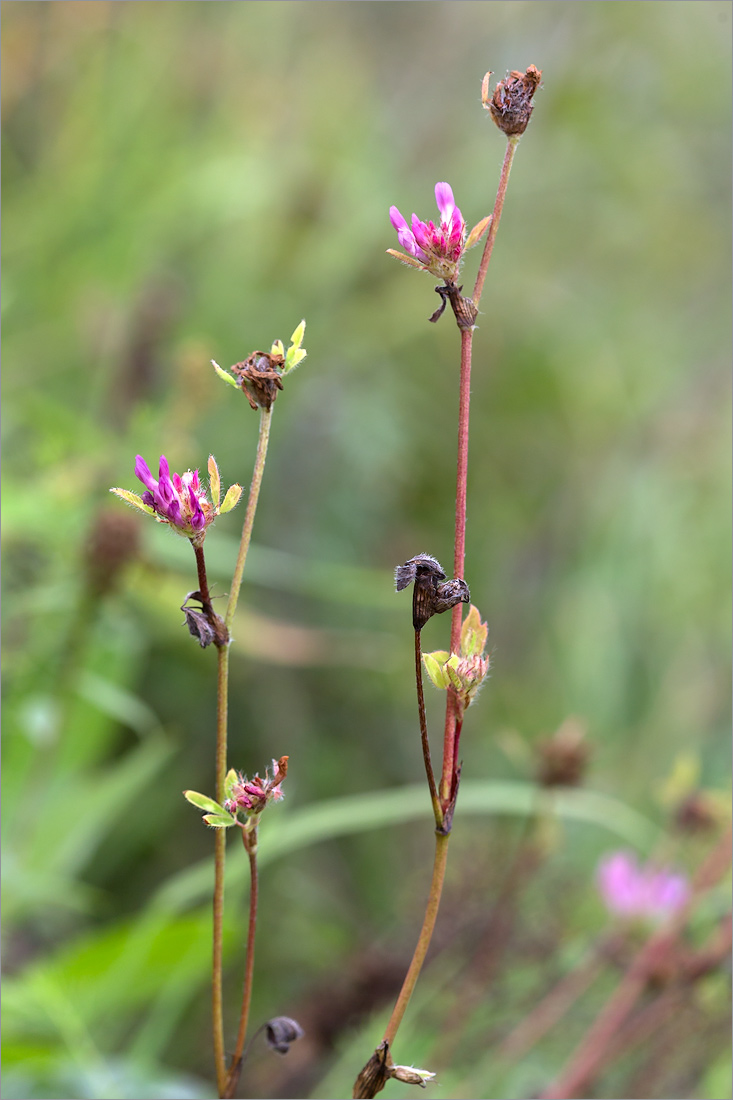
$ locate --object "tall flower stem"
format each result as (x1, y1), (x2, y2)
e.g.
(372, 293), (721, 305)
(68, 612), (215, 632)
(355, 139), (524, 1099)
(223, 833), (259, 1100)
(211, 405), (274, 1097)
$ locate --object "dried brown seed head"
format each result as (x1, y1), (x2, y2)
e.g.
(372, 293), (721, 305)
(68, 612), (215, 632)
(484, 65), (542, 137)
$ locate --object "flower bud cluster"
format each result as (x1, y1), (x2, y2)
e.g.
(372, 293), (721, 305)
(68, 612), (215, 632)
(422, 604), (491, 717)
(223, 756), (288, 816)
(184, 756), (288, 830)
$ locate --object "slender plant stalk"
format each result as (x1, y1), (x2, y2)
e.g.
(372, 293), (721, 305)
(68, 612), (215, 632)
(226, 406), (273, 632)
(382, 832), (451, 1046)
(472, 136), (520, 307)
(353, 132), (526, 1100)
(210, 404), (275, 1097)
(414, 630), (442, 826)
(372, 137), (523, 1074)
(212, 645), (229, 1096)
(223, 835), (259, 1100)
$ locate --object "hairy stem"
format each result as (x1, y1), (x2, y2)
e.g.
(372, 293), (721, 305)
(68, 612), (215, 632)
(472, 136), (520, 308)
(414, 630), (442, 828)
(223, 833), (259, 1100)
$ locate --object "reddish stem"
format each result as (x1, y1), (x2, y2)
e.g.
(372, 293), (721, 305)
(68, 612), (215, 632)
(439, 327), (473, 805)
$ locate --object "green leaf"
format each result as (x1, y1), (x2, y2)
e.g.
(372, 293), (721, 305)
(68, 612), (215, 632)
(207, 456), (221, 509)
(183, 790), (225, 815)
(224, 768), (238, 800)
(289, 319), (306, 347)
(422, 652), (449, 690)
(219, 484), (242, 514)
(211, 359), (238, 388)
(203, 814), (235, 828)
(460, 605), (488, 657)
(465, 214), (492, 249)
(386, 248), (427, 271)
(109, 488), (155, 516)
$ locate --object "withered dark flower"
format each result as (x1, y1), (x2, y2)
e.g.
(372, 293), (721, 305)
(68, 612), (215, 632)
(180, 592), (218, 648)
(231, 350), (285, 411)
(395, 554), (469, 631)
(483, 65), (542, 137)
(433, 578), (471, 614)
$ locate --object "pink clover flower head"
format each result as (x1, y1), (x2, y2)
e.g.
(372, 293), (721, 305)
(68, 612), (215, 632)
(226, 756), (288, 818)
(596, 851), (690, 924)
(135, 455), (211, 538)
(111, 454), (242, 545)
(389, 182), (467, 282)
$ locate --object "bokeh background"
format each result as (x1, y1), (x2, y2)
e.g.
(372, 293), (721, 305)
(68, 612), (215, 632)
(2, 3), (731, 1098)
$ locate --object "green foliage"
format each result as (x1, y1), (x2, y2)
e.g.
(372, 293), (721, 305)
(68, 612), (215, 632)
(3, 2), (730, 1098)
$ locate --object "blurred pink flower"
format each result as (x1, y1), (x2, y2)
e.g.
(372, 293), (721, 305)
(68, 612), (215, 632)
(597, 851), (690, 923)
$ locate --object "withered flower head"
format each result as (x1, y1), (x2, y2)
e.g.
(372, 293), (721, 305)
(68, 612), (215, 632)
(395, 554), (469, 631)
(212, 321), (307, 410)
(482, 65), (542, 137)
(536, 717), (590, 788)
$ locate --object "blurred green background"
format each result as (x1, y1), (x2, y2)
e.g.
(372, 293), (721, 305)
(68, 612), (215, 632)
(2, 2), (730, 1098)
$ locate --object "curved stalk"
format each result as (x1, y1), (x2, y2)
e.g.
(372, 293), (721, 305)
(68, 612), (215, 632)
(382, 831), (451, 1047)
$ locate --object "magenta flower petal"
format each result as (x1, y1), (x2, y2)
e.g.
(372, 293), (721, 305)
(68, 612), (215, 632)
(434, 181), (455, 222)
(396, 226), (426, 261)
(134, 456), (157, 492)
(389, 206), (409, 232)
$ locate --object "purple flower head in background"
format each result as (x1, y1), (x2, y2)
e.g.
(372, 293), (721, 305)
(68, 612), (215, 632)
(389, 182), (469, 282)
(111, 454), (242, 545)
(597, 851), (690, 924)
